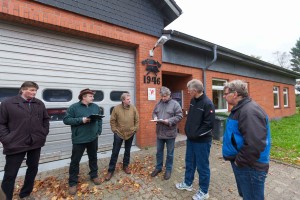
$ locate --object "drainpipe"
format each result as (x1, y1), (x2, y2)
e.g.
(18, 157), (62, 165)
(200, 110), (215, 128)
(203, 45), (217, 93)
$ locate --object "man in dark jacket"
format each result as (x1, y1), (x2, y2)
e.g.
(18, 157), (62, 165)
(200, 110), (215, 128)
(222, 80), (271, 200)
(176, 79), (215, 200)
(150, 86), (183, 180)
(63, 88), (102, 195)
(0, 81), (50, 200)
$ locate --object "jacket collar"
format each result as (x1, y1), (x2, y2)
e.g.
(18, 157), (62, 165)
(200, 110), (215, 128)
(194, 93), (206, 102)
(231, 97), (251, 112)
(122, 103), (131, 109)
(12, 95), (38, 104)
(159, 98), (172, 104)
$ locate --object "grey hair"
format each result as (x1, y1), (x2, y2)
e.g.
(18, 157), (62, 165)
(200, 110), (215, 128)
(160, 86), (171, 96)
(120, 92), (130, 101)
(187, 79), (204, 93)
(224, 80), (248, 97)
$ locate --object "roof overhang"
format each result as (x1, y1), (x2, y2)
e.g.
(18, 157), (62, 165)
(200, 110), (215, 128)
(150, 0), (182, 26)
(162, 30), (300, 79)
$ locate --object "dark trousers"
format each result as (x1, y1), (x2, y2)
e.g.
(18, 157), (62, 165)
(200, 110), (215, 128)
(69, 138), (98, 187)
(1, 148), (41, 200)
(108, 134), (134, 172)
(155, 138), (175, 172)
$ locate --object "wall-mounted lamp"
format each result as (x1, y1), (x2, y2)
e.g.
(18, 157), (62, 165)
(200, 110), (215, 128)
(149, 35), (169, 57)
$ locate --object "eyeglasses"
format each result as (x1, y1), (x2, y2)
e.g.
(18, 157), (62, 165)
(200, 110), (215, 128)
(223, 91), (235, 96)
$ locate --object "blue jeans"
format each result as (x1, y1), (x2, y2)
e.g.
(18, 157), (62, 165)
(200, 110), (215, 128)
(108, 133), (134, 172)
(69, 138), (98, 186)
(155, 138), (175, 172)
(184, 139), (212, 194)
(231, 161), (267, 200)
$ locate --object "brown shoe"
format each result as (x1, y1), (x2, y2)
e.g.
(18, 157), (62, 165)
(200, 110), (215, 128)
(150, 169), (162, 177)
(164, 171), (171, 180)
(69, 185), (77, 195)
(105, 172), (113, 181)
(123, 166), (131, 174)
(92, 177), (101, 185)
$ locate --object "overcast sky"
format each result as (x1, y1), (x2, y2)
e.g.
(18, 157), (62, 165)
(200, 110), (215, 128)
(165, 0), (300, 65)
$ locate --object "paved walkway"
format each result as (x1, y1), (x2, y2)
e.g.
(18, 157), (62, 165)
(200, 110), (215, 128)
(9, 137), (300, 200)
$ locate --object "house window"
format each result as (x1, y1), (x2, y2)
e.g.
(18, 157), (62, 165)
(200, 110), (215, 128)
(94, 90), (104, 102)
(283, 88), (288, 107)
(212, 79), (227, 112)
(110, 91), (128, 101)
(43, 89), (72, 102)
(0, 88), (19, 102)
(47, 108), (67, 121)
(273, 87), (279, 108)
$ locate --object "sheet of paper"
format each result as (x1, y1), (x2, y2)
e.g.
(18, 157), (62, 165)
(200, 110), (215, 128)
(150, 119), (164, 122)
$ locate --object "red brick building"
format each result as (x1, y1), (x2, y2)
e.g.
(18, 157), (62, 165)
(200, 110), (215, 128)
(0, 0), (299, 167)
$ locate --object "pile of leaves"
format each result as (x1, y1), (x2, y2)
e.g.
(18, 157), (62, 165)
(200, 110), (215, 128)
(13, 155), (158, 199)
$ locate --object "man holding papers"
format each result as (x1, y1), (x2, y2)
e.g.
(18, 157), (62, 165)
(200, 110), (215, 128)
(151, 86), (183, 180)
(63, 88), (102, 195)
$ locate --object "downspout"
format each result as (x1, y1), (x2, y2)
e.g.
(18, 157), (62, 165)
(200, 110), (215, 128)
(203, 45), (217, 93)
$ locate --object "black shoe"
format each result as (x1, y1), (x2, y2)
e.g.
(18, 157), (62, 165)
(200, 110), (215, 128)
(164, 171), (171, 180)
(150, 169), (162, 177)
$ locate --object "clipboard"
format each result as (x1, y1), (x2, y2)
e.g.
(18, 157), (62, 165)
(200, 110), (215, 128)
(88, 114), (105, 120)
(150, 119), (164, 122)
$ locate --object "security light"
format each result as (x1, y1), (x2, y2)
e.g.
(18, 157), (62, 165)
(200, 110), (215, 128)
(149, 35), (169, 57)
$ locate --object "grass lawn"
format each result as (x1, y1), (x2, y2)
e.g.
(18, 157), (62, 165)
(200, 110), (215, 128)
(270, 112), (300, 166)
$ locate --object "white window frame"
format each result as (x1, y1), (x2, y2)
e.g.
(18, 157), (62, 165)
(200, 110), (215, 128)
(283, 88), (288, 107)
(212, 79), (228, 112)
(273, 86), (280, 108)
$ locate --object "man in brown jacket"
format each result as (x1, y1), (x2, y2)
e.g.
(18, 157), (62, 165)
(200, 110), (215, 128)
(105, 93), (139, 181)
(0, 81), (50, 200)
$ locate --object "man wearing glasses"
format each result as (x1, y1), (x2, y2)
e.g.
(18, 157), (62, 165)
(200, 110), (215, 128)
(176, 79), (215, 200)
(222, 80), (271, 200)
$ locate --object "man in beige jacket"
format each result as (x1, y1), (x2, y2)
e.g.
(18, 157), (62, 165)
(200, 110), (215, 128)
(105, 93), (139, 181)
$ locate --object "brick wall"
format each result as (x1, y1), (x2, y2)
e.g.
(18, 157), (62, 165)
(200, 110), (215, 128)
(206, 71), (296, 118)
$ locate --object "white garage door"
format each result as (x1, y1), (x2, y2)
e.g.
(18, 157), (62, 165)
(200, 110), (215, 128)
(0, 21), (136, 170)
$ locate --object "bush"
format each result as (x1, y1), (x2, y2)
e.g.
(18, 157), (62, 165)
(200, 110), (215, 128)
(296, 94), (300, 107)
(215, 112), (230, 117)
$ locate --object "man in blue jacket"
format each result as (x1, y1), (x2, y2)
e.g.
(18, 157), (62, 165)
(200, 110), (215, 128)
(222, 80), (271, 200)
(176, 79), (215, 200)
(63, 88), (102, 195)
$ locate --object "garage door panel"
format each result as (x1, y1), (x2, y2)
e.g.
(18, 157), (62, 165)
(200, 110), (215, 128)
(0, 66), (135, 84)
(0, 22), (135, 170)
(0, 24), (135, 60)
(0, 51), (135, 74)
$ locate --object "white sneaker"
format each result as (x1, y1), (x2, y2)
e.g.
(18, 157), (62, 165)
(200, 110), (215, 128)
(192, 190), (209, 200)
(175, 181), (193, 191)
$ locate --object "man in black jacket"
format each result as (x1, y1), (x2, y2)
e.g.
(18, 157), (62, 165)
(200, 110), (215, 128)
(0, 81), (50, 200)
(175, 79), (215, 200)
